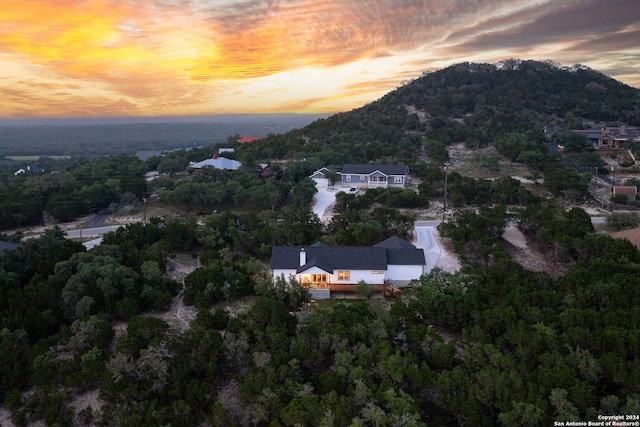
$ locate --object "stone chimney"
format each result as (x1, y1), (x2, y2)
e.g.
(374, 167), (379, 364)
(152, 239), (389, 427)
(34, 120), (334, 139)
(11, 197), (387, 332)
(299, 248), (306, 266)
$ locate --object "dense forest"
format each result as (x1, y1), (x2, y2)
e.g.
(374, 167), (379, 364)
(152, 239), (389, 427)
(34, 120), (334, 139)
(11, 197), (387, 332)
(2, 59), (640, 425)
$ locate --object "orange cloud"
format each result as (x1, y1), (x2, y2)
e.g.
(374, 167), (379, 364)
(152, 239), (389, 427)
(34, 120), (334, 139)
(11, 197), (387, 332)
(1, 0), (639, 117)
(0, 1), (211, 83)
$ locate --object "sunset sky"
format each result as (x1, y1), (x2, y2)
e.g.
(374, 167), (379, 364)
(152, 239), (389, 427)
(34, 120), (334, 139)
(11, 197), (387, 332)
(2, 0), (639, 118)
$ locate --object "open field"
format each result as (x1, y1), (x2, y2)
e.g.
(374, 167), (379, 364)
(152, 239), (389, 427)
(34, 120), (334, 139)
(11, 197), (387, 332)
(5, 155), (71, 160)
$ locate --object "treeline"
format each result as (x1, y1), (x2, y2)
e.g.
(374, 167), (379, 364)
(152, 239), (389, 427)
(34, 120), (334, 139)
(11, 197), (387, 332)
(0, 147), (321, 230)
(4, 204), (640, 425)
(0, 196), (419, 425)
(0, 155), (149, 229)
(0, 221), (188, 424)
(424, 204), (640, 424)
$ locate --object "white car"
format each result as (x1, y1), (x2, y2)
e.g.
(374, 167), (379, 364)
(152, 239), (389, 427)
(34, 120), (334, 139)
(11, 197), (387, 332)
(348, 187), (359, 194)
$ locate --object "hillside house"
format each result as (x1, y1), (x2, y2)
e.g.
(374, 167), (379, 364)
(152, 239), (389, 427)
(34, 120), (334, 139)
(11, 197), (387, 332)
(270, 237), (426, 299)
(340, 164), (409, 188)
(310, 166), (338, 181)
(573, 126), (640, 150)
(613, 185), (638, 202)
(14, 165), (44, 176)
(189, 155), (241, 171)
(236, 136), (260, 143)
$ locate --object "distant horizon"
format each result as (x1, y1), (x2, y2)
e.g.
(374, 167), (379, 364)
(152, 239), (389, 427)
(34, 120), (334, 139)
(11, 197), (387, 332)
(0, 112), (332, 127)
(0, 113), (329, 157)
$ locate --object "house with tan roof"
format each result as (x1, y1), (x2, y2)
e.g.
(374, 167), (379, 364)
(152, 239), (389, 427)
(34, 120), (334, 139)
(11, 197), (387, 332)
(610, 228), (640, 250)
(613, 186), (638, 202)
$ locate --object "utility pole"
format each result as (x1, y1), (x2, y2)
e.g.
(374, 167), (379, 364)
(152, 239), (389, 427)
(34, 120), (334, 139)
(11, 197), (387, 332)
(443, 161), (450, 222)
(611, 166), (615, 212)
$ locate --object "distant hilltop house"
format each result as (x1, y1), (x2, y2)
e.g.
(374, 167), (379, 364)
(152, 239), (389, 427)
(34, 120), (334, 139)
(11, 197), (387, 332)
(613, 185), (638, 202)
(573, 126), (640, 150)
(189, 155), (242, 171)
(310, 163), (409, 188)
(236, 136), (260, 143)
(270, 236), (426, 299)
(14, 165), (44, 176)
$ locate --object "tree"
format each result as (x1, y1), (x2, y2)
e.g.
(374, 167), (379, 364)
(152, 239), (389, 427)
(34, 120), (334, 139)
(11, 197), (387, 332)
(354, 280), (374, 299)
(22, 227), (85, 277)
(557, 131), (591, 153)
(325, 171), (339, 187)
(255, 275), (310, 310)
(606, 212), (640, 231)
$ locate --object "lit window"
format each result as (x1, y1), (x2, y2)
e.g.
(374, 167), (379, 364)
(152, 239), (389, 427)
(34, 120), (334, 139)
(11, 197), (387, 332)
(311, 274), (328, 283)
(338, 271), (350, 281)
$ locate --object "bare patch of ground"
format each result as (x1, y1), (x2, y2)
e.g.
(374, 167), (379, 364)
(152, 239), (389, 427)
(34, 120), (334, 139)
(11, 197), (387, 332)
(432, 227), (462, 273)
(0, 408), (16, 427)
(5, 214), (94, 237)
(153, 254), (200, 333)
(502, 226), (567, 277)
(70, 389), (101, 423)
(212, 295), (256, 318)
(447, 142), (532, 179)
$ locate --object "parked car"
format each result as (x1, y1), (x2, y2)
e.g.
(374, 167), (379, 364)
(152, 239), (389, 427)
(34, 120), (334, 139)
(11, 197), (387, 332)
(348, 187), (359, 194)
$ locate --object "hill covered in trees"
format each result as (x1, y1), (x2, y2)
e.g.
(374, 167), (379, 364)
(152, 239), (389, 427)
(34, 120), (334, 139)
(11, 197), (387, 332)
(237, 59), (640, 166)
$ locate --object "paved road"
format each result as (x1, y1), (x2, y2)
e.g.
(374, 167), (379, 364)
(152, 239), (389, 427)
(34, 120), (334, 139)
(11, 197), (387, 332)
(65, 226), (121, 239)
(84, 208), (112, 229)
(67, 226), (121, 249)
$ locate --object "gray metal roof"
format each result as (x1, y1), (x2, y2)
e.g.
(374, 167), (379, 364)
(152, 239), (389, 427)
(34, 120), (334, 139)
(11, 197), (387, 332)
(271, 238), (425, 271)
(272, 246), (388, 271)
(375, 236), (416, 250)
(340, 164), (409, 176)
(0, 241), (21, 256)
(190, 156), (241, 170)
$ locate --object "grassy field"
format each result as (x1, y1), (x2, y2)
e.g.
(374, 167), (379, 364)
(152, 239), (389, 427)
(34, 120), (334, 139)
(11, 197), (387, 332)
(6, 155), (71, 160)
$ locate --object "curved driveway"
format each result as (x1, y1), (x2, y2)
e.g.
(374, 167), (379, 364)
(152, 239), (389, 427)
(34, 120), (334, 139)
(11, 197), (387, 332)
(311, 181), (444, 274)
(414, 220), (442, 274)
(312, 179), (340, 223)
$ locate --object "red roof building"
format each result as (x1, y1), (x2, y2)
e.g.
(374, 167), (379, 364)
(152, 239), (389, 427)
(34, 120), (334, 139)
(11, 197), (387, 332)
(236, 136), (260, 143)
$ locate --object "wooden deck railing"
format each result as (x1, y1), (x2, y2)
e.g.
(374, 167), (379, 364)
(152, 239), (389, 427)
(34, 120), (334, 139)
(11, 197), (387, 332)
(384, 282), (401, 299)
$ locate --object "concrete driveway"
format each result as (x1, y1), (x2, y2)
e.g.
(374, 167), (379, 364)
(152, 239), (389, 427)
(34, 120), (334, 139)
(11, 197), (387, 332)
(312, 179), (341, 223)
(414, 220), (441, 273)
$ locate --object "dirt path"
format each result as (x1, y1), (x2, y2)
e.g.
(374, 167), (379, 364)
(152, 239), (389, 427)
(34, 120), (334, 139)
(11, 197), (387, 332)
(155, 255), (199, 333)
(502, 226), (566, 277)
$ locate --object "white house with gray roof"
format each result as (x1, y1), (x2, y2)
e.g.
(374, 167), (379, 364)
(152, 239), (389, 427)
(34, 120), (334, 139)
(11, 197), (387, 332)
(270, 237), (425, 298)
(189, 155), (241, 171)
